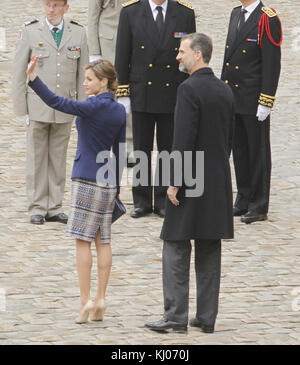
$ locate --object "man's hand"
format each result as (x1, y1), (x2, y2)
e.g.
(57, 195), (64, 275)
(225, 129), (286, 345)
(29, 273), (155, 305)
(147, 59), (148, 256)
(167, 186), (180, 206)
(256, 104), (271, 122)
(118, 97), (131, 114)
(89, 55), (103, 63)
(26, 56), (38, 81)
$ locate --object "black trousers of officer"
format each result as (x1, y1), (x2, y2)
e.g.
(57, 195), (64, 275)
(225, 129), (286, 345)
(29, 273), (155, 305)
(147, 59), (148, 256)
(233, 114), (271, 214)
(132, 111), (174, 211)
(163, 239), (221, 326)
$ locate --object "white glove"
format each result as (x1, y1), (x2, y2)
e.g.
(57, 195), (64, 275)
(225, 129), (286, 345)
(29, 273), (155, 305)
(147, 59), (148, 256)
(118, 97), (131, 114)
(256, 104), (271, 122)
(17, 115), (30, 125)
(89, 55), (103, 63)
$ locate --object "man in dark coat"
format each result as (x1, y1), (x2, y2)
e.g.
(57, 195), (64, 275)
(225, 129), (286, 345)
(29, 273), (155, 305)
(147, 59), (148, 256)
(115, 0), (196, 218)
(145, 33), (234, 334)
(221, 1), (282, 224)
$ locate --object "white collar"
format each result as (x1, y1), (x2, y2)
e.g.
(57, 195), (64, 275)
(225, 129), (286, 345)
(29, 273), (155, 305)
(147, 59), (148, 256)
(148, 0), (168, 14)
(242, 0), (260, 15)
(45, 17), (64, 32)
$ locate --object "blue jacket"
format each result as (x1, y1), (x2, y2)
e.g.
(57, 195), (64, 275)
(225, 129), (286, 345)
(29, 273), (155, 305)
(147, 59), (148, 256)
(29, 77), (126, 192)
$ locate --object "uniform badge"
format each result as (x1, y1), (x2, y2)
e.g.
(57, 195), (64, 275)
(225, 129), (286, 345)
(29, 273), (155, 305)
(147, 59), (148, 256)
(246, 38), (257, 43)
(174, 32), (187, 38)
(38, 42), (44, 47)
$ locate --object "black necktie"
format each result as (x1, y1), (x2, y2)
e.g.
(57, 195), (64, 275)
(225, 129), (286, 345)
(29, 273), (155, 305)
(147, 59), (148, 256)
(156, 6), (164, 34)
(237, 9), (247, 32)
(52, 27), (59, 33)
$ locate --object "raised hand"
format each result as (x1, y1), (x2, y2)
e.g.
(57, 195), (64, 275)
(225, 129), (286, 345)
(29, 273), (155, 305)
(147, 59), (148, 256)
(27, 56), (38, 81)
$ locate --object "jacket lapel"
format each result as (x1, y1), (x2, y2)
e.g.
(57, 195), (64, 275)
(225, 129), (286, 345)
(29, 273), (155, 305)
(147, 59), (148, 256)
(142, 0), (160, 49)
(227, 9), (240, 48)
(39, 20), (57, 49)
(229, 2), (263, 57)
(58, 20), (72, 51)
(160, 0), (177, 49)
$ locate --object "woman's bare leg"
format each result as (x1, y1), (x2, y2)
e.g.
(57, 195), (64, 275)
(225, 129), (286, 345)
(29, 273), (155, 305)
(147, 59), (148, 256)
(94, 230), (112, 302)
(76, 238), (92, 307)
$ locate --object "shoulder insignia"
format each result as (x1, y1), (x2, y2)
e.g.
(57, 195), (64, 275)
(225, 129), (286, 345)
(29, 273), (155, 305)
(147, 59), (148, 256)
(122, 0), (140, 7)
(24, 19), (39, 26)
(70, 20), (83, 26)
(177, 0), (193, 10)
(261, 6), (277, 18)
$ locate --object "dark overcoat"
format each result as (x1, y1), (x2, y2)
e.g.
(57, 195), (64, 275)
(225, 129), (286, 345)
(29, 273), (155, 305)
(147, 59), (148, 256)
(160, 68), (234, 241)
(115, 0), (196, 113)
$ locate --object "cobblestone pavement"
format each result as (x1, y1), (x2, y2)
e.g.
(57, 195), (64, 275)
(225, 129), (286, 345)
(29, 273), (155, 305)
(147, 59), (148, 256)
(0, 0), (299, 345)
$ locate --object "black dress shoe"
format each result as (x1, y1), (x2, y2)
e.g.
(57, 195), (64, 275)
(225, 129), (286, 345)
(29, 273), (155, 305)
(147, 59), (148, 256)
(153, 208), (165, 218)
(233, 206), (248, 216)
(145, 318), (187, 333)
(130, 207), (152, 218)
(45, 213), (68, 224)
(241, 212), (267, 224)
(30, 215), (44, 225)
(189, 317), (214, 333)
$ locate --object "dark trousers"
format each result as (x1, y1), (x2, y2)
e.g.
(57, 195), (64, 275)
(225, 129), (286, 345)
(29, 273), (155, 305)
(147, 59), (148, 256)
(233, 114), (271, 214)
(163, 239), (221, 326)
(132, 111), (174, 210)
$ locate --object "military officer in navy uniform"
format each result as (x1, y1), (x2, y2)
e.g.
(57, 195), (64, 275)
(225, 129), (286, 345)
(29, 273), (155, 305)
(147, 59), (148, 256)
(221, 0), (282, 224)
(115, 0), (196, 218)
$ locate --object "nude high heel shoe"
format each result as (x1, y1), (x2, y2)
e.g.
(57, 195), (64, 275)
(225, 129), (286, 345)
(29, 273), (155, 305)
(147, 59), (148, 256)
(90, 299), (106, 321)
(75, 300), (94, 324)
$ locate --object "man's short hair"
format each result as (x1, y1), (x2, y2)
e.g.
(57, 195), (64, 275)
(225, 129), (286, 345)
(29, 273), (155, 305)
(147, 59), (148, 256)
(181, 33), (213, 64)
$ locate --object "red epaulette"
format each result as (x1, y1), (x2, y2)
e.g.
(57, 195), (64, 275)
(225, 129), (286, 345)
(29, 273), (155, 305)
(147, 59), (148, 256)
(258, 7), (282, 48)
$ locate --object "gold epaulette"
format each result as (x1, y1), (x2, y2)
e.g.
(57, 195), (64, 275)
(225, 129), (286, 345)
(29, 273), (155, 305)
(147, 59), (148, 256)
(258, 93), (276, 108)
(24, 19), (39, 26)
(116, 85), (130, 98)
(261, 6), (277, 18)
(122, 0), (139, 7)
(177, 0), (193, 10)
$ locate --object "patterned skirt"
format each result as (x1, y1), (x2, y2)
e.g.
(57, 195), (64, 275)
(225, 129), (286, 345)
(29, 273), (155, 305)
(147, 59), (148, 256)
(66, 179), (117, 243)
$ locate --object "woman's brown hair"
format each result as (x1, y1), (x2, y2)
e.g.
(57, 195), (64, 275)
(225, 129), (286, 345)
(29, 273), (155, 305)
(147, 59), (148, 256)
(85, 60), (118, 94)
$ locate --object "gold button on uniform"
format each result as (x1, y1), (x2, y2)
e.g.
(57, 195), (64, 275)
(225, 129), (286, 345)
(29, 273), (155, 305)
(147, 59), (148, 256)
(148, 81), (152, 85)
(174, 47), (178, 51)
(149, 64), (153, 68)
(141, 45), (145, 49)
(235, 84), (239, 88)
(166, 83), (170, 87)
(226, 62), (230, 66)
(235, 66), (239, 70)
(166, 65), (171, 69)
(225, 80), (229, 84)
(226, 45), (229, 49)
(242, 50), (246, 53)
